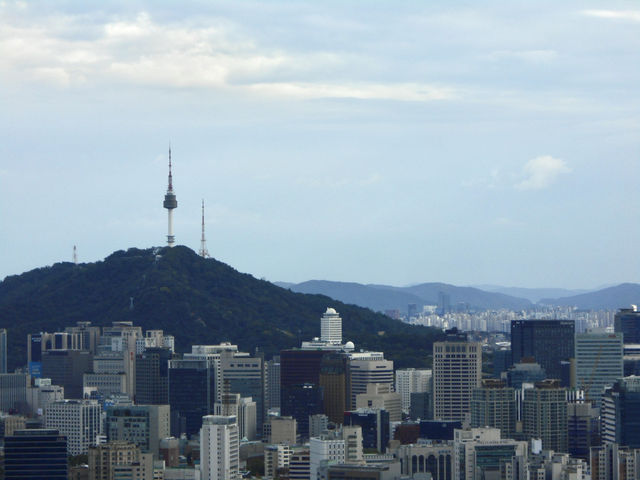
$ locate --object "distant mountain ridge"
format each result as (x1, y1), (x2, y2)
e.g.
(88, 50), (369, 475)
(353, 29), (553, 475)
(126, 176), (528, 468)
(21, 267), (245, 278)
(276, 280), (533, 312)
(277, 280), (640, 312)
(0, 246), (444, 371)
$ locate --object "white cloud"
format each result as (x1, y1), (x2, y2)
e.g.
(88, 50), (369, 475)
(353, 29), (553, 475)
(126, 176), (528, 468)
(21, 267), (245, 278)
(515, 155), (571, 190)
(581, 10), (640, 22)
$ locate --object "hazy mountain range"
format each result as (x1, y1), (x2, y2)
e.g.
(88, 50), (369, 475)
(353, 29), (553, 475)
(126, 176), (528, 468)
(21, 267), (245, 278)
(276, 280), (640, 312)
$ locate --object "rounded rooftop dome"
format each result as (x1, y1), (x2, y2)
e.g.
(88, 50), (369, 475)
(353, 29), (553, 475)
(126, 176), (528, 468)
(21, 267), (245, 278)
(325, 307), (337, 314)
(344, 341), (355, 350)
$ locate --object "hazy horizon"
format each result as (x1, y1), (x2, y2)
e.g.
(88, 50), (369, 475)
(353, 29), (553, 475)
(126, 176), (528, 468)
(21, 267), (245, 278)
(1, 1), (638, 290)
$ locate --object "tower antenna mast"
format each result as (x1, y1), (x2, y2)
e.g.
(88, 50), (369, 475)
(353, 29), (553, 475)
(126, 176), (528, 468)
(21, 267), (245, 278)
(199, 199), (210, 258)
(163, 146), (178, 247)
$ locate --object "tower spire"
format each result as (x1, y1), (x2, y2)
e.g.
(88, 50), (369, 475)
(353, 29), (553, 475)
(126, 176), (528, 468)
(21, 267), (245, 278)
(163, 146), (178, 247)
(199, 199), (210, 258)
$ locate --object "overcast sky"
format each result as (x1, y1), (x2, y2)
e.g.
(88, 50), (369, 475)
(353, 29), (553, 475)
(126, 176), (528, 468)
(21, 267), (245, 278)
(1, 0), (638, 289)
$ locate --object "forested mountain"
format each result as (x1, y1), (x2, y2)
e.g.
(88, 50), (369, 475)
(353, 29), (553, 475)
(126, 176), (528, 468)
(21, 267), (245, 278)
(0, 246), (444, 371)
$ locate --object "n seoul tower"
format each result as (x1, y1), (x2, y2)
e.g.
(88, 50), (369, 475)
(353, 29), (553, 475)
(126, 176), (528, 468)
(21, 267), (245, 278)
(163, 147), (178, 247)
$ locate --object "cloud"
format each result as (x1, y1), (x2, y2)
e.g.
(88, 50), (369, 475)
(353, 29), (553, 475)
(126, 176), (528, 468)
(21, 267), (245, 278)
(581, 10), (640, 22)
(515, 155), (571, 190)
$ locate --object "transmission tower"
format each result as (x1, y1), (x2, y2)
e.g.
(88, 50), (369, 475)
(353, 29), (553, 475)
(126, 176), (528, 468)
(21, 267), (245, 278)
(199, 199), (210, 258)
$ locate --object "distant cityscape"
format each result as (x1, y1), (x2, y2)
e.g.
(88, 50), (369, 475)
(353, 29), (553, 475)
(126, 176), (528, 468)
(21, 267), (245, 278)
(1, 303), (640, 479)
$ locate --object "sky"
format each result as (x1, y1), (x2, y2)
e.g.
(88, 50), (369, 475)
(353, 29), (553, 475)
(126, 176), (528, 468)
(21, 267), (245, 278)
(1, 0), (638, 289)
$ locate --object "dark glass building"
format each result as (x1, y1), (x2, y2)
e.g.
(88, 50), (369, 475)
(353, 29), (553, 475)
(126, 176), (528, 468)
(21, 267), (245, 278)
(41, 350), (93, 399)
(136, 347), (172, 405)
(418, 420), (461, 441)
(169, 357), (216, 437)
(281, 383), (324, 440)
(344, 408), (390, 453)
(601, 377), (640, 448)
(510, 320), (574, 381)
(615, 307), (640, 344)
(4, 429), (68, 479)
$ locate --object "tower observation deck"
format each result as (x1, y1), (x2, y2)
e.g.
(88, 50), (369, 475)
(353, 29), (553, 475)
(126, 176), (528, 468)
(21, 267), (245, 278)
(163, 148), (177, 247)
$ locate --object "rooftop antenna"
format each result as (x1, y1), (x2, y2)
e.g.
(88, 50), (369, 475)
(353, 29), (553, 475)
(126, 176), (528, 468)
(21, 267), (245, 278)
(73, 245), (78, 264)
(199, 199), (210, 258)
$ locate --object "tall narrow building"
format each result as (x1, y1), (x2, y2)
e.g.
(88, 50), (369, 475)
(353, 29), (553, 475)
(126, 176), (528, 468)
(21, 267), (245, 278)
(200, 415), (240, 480)
(163, 147), (178, 247)
(574, 331), (623, 408)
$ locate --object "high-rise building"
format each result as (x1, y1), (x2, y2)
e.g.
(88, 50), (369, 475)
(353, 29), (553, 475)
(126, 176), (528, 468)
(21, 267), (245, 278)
(135, 347), (172, 405)
(42, 349), (93, 399)
(601, 376), (640, 448)
(522, 379), (568, 452)
(511, 320), (575, 382)
(470, 379), (516, 440)
(349, 352), (394, 409)
(310, 432), (345, 480)
(321, 308), (343, 344)
(44, 400), (102, 456)
(3, 429), (68, 479)
(169, 356), (216, 437)
(106, 404), (170, 458)
(409, 392), (432, 421)
(395, 368), (432, 414)
(263, 415), (297, 445)
(88, 441), (142, 480)
(504, 359), (546, 389)
(319, 352), (351, 424)
(574, 331), (624, 408)
(590, 443), (640, 480)
(215, 393), (257, 441)
(218, 350), (264, 431)
(343, 408), (389, 453)
(200, 415), (240, 480)
(265, 355), (281, 412)
(281, 383), (324, 440)
(568, 401), (599, 461)
(0, 328), (7, 374)
(432, 338), (482, 422)
(0, 373), (28, 413)
(264, 444), (292, 479)
(615, 306), (640, 344)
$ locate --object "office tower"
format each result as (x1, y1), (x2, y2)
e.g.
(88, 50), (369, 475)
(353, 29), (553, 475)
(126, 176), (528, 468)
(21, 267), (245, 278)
(574, 331), (624, 408)
(470, 379), (516, 439)
(101, 321), (142, 398)
(65, 321), (101, 355)
(319, 352), (350, 424)
(200, 415), (240, 480)
(44, 399), (102, 455)
(309, 414), (329, 438)
(0, 373), (28, 413)
(342, 425), (364, 465)
(343, 408), (390, 453)
(281, 349), (326, 391)
(26, 377), (64, 414)
(419, 420), (462, 441)
(568, 402), (600, 461)
(601, 376), (640, 448)
(522, 379), (568, 452)
(349, 352), (394, 409)
(310, 432), (345, 480)
(437, 291), (450, 316)
(321, 307), (343, 344)
(0, 328), (7, 373)
(453, 427), (527, 480)
(215, 393), (257, 441)
(432, 338), (482, 422)
(281, 383), (324, 440)
(169, 356), (216, 437)
(265, 355), (281, 412)
(136, 347), (172, 404)
(3, 429), (68, 479)
(397, 442), (455, 479)
(83, 371), (127, 397)
(263, 415), (297, 444)
(88, 441), (141, 480)
(615, 306), (640, 344)
(42, 349), (93, 399)
(511, 320), (575, 381)
(264, 444), (292, 479)
(288, 447), (311, 480)
(355, 383), (402, 422)
(590, 443), (640, 480)
(106, 404), (170, 458)
(505, 359), (547, 389)
(219, 350), (264, 431)
(395, 368), (432, 414)
(493, 348), (512, 379)
(409, 392), (432, 421)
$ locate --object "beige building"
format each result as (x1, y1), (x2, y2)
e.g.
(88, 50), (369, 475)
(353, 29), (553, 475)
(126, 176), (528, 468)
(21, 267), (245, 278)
(263, 415), (297, 445)
(355, 383), (402, 422)
(88, 441), (153, 480)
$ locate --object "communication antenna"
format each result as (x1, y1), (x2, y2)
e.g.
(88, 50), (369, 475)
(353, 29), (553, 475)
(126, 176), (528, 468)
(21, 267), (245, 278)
(73, 245), (78, 264)
(199, 199), (210, 258)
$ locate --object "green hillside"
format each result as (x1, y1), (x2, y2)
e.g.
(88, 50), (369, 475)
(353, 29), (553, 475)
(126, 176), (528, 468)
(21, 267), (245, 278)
(0, 246), (445, 371)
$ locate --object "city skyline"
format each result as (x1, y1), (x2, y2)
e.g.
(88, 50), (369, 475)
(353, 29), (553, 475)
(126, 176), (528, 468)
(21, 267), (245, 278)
(1, 0), (638, 289)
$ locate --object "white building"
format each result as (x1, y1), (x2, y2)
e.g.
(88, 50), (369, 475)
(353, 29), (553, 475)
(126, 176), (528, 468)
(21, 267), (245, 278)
(264, 444), (292, 479)
(200, 415), (240, 480)
(214, 393), (257, 441)
(310, 433), (345, 480)
(321, 308), (343, 344)
(44, 399), (102, 456)
(395, 368), (432, 413)
(26, 377), (64, 415)
(433, 340), (482, 422)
